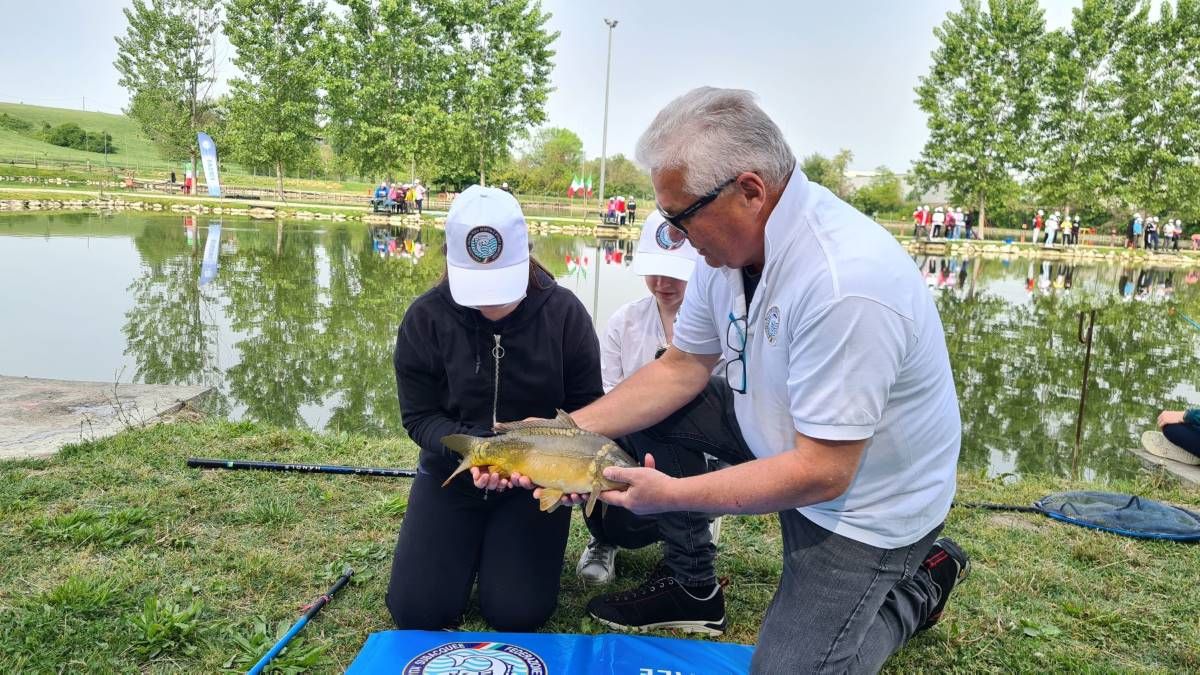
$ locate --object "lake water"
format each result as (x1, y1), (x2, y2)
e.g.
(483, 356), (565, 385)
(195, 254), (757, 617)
(4, 211), (1200, 481)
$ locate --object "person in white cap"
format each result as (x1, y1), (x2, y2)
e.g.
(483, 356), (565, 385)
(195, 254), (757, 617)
(385, 184), (603, 632)
(576, 212), (704, 585)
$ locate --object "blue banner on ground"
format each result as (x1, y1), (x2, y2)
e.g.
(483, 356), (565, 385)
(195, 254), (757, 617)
(197, 132), (222, 197)
(199, 222), (221, 286)
(346, 630), (754, 675)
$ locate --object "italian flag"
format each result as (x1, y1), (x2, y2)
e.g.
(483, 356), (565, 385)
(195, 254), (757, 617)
(585, 174), (594, 197)
(568, 175), (581, 197)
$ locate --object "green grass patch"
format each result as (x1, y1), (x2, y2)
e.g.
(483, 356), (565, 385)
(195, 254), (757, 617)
(0, 420), (1197, 671)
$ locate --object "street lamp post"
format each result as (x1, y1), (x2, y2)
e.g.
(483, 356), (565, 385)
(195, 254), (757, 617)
(593, 18), (618, 326)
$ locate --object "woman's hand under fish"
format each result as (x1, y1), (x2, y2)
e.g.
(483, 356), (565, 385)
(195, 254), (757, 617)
(470, 466), (534, 492)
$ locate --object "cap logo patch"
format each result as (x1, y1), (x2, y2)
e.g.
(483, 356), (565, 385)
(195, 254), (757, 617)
(655, 222), (685, 251)
(466, 226), (503, 263)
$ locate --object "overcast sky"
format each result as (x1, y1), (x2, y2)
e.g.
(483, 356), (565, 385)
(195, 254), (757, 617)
(0, 0), (1089, 172)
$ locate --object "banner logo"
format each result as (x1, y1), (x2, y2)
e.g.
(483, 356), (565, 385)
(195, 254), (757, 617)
(404, 641), (547, 675)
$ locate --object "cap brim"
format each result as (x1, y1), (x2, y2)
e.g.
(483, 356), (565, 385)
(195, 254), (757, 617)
(447, 262), (528, 306)
(633, 252), (695, 281)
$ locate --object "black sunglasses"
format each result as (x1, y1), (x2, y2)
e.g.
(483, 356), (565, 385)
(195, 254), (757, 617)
(657, 177), (736, 240)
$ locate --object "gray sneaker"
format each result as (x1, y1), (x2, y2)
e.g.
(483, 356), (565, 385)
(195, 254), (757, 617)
(577, 537), (618, 586)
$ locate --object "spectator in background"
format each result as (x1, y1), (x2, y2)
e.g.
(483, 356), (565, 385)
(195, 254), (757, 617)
(616, 195), (628, 225)
(389, 182), (403, 214)
(931, 206), (945, 239)
(627, 196), (637, 225)
(415, 180), (426, 215)
(1033, 210), (1045, 244)
(912, 205), (925, 238)
(500, 182), (513, 194)
(1174, 219), (1183, 251)
(406, 183), (418, 214)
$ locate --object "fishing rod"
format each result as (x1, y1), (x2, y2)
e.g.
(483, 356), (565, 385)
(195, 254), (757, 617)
(247, 567), (354, 675)
(1168, 307), (1200, 332)
(187, 458), (417, 478)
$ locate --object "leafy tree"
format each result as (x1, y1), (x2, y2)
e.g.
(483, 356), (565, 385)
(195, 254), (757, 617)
(223, 0), (324, 200)
(1115, 0), (1200, 217)
(800, 149), (854, 198)
(507, 127), (584, 194)
(914, 0), (1047, 237)
(431, 0), (558, 185)
(849, 168), (907, 217)
(321, 0), (444, 180)
(114, 0), (222, 175)
(1034, 0), (1146, 219)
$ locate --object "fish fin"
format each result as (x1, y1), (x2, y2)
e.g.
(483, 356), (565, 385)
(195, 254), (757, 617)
(584, 487), (600, 518)
(442, 455), (473, 488)
(538, 489), (564, 513)
(493, 410), (578, 433)
(554, 409), (580, 428)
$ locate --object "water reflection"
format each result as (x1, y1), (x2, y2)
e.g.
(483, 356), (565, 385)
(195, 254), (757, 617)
(3, 212), (1200, 480)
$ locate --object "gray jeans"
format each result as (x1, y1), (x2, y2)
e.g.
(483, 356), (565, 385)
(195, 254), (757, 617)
(604, 378), (946, 673)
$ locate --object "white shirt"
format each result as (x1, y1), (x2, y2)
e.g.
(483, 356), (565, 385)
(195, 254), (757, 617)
(672, 170), (961, 549)
(601, 296), (666, 393)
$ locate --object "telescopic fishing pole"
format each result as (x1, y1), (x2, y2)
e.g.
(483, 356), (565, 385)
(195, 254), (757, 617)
(187, 458), (417, 478)
(247, 567), (354, 675)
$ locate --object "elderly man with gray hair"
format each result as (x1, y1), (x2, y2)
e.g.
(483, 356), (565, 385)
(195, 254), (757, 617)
(536, 87), (968, 672)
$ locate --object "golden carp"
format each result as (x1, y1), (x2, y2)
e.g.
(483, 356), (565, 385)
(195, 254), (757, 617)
(440, 410), (635, 517)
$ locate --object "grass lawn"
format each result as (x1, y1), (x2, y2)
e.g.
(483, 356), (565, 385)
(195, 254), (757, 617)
(0, 103), (165, 168)
(1, 420), (1198, 673)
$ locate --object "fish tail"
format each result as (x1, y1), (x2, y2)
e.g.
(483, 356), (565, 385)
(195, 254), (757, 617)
(440, 435), (478, 488)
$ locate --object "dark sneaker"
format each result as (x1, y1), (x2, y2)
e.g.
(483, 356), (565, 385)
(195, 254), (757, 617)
(586, 565), (726, 636)
(576, 537), (618, 586)
(917, 537), (971, 632)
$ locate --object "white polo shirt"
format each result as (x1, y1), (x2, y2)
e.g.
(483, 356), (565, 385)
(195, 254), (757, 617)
(601, 295), (666, 393)
(672, 170), (961, 549)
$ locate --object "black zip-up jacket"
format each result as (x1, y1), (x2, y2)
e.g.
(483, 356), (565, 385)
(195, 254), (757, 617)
(394, 270), (603, 476)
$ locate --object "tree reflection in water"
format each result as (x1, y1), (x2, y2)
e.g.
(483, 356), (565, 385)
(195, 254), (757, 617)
(119, 218), (1200, 479)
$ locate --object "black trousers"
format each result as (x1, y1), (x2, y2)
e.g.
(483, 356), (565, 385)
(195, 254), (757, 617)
(1163, 423), (1200, 459)
(386, 467), (571, 631)
(584, 377), (755, 585)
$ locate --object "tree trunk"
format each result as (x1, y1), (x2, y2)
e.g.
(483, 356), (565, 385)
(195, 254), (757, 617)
(275, 160), (285, 202)
(978, 196), (987, 241)
(479, 147), (486, 187)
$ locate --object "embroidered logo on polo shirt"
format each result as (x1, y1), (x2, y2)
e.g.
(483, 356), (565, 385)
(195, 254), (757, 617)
(764, 305), (781, 345)
(465, 226), (503, 264)
(654, 222), (685, 251)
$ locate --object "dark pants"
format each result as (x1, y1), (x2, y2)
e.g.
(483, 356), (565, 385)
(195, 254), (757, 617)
(594, 377), (947, 673)
(416, 199), (423, 215)
(1163, 423), (1200, 458)
(386, 468), (571, 632)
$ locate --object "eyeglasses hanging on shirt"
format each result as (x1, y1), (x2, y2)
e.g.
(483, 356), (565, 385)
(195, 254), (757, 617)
(726, 312), (748, 394)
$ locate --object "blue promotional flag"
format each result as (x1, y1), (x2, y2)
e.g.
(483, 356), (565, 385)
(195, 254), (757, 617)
(199, 222), (221, 286)
(197, 132), (222, 197)
(346, 630), (754, 675)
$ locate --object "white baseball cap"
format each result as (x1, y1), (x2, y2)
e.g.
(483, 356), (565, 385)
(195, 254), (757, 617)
(445, 185), (530, 306)
(632, 211), (699, 281)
